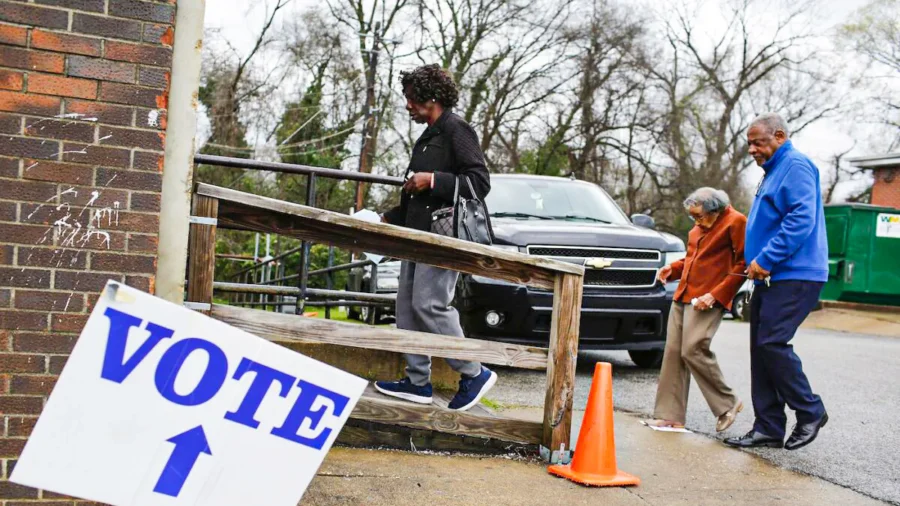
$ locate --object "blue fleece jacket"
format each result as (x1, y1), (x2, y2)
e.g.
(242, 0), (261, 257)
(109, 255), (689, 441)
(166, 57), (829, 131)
(745, 140), (828, 283)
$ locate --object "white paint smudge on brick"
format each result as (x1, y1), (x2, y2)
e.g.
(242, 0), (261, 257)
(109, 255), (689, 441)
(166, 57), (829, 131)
(147, 110), (160, 127)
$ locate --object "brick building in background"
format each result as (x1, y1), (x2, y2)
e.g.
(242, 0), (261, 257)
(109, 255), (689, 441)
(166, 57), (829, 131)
(850, 152), (900, 209)
(0, 0), (176, 502)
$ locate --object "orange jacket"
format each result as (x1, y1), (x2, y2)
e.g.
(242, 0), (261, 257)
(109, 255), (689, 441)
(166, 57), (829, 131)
(667, 206), (747, 310)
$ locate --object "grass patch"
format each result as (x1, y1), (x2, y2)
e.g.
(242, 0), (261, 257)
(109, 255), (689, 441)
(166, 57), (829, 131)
(480, 397), (503, 410)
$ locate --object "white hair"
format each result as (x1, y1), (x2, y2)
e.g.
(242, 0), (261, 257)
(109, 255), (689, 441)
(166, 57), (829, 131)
(683, 187), (731, 213)
(750, 112), (790, 138)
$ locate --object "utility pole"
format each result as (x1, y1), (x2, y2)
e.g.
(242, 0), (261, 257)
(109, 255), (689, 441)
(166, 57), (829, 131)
(355, 22), (381, 212)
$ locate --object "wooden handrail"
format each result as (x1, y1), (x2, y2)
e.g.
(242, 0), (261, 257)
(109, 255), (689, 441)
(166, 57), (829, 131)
(196, 183), (583, 290)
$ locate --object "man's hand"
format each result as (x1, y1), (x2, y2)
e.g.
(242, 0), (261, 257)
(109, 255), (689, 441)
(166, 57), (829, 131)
(403, 172), (432, 194)
(657, 265), (672, 284)
(694, 293), (717, 311)
(746, 260), (771, 280)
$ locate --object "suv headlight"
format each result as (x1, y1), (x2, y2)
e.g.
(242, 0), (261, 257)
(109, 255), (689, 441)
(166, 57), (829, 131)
(491, 245), (519, 253)
(377, 276), (399, 290)
(663, 251), (686, 264)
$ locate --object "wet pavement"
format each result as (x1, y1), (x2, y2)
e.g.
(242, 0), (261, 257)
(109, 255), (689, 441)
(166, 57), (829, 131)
(488, 321), (900, 504)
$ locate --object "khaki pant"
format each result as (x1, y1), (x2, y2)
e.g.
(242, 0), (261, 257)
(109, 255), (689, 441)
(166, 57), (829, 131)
(653, 302), (737, 424)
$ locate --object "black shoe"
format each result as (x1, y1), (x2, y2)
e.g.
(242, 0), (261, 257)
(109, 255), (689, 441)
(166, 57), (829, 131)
(785, 412), (828, 451)
(723, 430), (784, 449)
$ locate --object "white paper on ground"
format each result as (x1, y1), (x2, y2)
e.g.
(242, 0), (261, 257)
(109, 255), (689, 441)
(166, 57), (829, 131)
(640, 420), (693, 433)
(350, 209), (385, 264)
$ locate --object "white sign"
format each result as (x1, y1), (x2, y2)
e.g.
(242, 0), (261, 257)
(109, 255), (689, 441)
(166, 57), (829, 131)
(11, 281), (367, 506)
(876, 213), (900, 239)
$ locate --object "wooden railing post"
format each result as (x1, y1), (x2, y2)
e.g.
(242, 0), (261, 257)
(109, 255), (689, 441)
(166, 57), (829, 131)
(186, 194), (219, 314)
(542, 272), (583, 456)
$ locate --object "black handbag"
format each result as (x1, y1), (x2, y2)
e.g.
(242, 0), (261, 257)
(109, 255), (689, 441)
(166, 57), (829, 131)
(430, 176), (493, 245)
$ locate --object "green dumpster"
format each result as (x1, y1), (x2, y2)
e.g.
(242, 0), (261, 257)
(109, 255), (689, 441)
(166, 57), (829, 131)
(822, 204), (900, 306)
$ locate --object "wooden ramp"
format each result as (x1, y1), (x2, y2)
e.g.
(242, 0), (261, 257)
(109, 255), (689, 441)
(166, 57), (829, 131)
(187, 184), (584, 457)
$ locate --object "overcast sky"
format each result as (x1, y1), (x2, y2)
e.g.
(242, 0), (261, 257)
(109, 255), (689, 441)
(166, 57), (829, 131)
(201, 0), (888, 199)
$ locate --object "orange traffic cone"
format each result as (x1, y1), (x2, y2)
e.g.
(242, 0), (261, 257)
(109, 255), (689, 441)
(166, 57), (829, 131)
(548, 362), (640, 487)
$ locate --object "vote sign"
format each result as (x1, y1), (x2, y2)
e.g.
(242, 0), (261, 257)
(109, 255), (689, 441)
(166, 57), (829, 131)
(11, 281), (367, 506)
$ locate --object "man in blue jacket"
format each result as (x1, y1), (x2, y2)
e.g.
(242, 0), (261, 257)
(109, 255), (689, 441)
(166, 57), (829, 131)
(724, 113), (829, 451)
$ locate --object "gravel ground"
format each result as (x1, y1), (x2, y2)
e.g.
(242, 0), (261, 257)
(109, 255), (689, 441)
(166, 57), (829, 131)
(487, 321), (900, 505)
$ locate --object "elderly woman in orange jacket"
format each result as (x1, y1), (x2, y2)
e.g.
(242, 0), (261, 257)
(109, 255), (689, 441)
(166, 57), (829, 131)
(651, 188), (747, 432)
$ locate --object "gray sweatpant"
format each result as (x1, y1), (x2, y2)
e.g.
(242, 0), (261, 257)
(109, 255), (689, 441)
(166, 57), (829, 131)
(397, 261), (482, 386)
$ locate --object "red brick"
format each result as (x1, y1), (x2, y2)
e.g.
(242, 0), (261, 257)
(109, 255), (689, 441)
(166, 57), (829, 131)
(48, 353), (68, 374)
(0, 310), (48, 331)
(130, 192), (160, 212)
(0, 45), (65, 74)
(0, 245), (13, 265)
(15, 291), (83, 312)
(4, 178), (58, 201)
(0, 155), (18, 177)
(109, 0), (175, 23)
(32, 29), (103, 57)
(67, 55), (136, 84)
(0, 90), (62, 116)
(127, 233), (157, 253)
(62, 143), (130, 168)
(92, 252), (156, 273)
(54, 270), (122, 292)
(132, 149), (163, 171)
(0, 201), (15, 221)
(35, 0), (105, 12)
(97, 168), (161, 191)
(126, 274), (153, 293)
(0, 394), (43, 415)
(99, 82), (163, 108)
(51, 313), (87, 333)
(0, 268), (50, 289)
(107, 210), (159, 233)
(105, 41), (172, 67)
(29, 73), (98, 100)
(0, 437), (27, 457)
(24, 118), (95, 143)
(72, 13), (142, 42)
(0, 135), (60, 160)
(0, 69), (24, 91)
(0, 479), (39, 499)
(17, 247), (87, 269)
(0, 23), (28, 47)
(0, 224), (53, 246)
(60, 228), (126, 251)
(10, 374), (57, 395)
(0, 2), (69, 30)
(0, 91), (62, 116)
(0, 288), (10, 308)
(143, 23), (173, 45)
(60, 186), (128, 208)
(0, 112), (21, 133)
(65, 99), (133, 126)
(22, 159), (94, 185)
(99, 126), (163, 150)
(0, 353), (45, 373)
(7, 416), (38, 437)
(12, 333), (76, 354)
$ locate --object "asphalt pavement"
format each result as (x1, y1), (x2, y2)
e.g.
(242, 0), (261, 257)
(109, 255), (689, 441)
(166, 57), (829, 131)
(488, 321), (900, 505)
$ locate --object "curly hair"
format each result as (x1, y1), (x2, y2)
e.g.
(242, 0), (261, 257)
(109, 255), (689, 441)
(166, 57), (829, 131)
(399, 64), (459, 109)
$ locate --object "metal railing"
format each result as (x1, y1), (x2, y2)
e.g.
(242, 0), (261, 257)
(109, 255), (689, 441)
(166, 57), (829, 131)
(195, 153), (403, 320)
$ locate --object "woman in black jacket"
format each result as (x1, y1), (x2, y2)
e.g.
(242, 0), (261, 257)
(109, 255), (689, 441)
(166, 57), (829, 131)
(374, 64), (497, 411)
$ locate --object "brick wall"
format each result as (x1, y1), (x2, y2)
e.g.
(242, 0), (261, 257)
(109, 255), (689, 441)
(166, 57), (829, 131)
(0, 0), (175, 503)
(872, 167), (900, 209)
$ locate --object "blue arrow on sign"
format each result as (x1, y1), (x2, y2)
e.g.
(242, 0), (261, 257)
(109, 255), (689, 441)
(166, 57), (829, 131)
(153, 425), (212, 497)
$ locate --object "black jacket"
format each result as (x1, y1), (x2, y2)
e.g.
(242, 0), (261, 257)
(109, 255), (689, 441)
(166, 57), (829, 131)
(383, 111), (493, 233)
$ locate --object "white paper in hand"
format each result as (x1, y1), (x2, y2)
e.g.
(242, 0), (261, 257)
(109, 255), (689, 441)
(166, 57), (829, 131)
(351, 209), (384, 264)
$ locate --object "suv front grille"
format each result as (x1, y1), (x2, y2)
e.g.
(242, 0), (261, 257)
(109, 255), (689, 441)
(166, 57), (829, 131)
(526, 246), (659, 261)
(584, 269), (658, 288)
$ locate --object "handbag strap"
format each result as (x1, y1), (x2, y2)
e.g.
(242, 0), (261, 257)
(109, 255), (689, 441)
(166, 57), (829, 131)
(452, 175), (460, 204)
(461, 175), (484, 204)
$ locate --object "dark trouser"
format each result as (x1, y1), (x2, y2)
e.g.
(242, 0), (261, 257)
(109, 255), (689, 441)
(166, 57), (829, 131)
(750, 280), (826, 439)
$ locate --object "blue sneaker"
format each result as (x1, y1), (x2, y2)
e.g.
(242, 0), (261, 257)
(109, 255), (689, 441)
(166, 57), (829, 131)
(374, 377), (433, 404)
(448, 367), (498, 411)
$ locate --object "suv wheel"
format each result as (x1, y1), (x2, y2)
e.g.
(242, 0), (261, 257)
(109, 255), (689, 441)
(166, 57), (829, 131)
(628, 349), (664, 369)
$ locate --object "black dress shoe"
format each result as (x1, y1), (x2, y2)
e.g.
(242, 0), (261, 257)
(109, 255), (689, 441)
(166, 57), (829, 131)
(785, 412), (828, 450)
(723, 430), (784, 449)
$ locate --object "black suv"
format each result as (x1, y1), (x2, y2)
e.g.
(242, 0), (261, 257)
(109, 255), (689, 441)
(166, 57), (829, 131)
(455, 174), (686, 368)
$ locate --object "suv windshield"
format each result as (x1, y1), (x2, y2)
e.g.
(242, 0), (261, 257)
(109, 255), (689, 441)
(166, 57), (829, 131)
(486, 177), (630, 225)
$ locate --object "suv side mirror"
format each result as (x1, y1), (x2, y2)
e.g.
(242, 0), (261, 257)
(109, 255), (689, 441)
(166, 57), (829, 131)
(631, 213), (656, 229)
